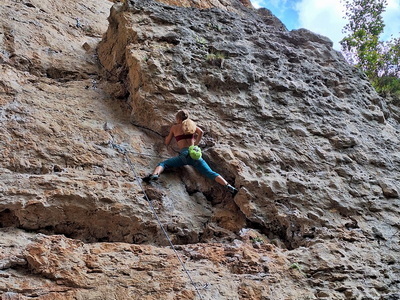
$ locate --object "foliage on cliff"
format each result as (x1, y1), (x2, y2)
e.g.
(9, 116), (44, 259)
(340, 0), (400, 97)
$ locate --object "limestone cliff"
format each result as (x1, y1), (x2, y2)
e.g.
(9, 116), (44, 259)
(1, 0), (399, 299)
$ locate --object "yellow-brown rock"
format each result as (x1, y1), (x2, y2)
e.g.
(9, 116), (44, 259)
(1, 0), (399, 299)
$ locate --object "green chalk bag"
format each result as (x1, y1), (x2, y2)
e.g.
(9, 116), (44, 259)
(188, 145), (202, 160)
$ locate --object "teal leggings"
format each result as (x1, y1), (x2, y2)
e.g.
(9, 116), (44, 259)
(157, 148), (220, 180)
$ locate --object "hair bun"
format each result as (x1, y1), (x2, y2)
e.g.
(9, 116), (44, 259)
(176, 110), (189, 121)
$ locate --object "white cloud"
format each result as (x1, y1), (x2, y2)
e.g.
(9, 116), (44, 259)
(295, 0), (399, 49)
(383, 0), (400, 40)
(295, 0), (346, 50)
(251, 0), (264, 9)
(252, 0), (399, 50)
(251, 0), (288, 13)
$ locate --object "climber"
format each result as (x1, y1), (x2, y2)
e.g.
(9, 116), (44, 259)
(143, 110), (238, 195)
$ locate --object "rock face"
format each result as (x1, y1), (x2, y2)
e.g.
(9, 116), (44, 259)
(1, 0), (399, 299)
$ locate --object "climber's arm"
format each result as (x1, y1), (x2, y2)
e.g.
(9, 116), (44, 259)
(194, 126), (203, 146)
(165, 126), (175, 146)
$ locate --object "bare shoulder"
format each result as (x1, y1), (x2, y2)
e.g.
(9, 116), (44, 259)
(170, 124), (180, 135)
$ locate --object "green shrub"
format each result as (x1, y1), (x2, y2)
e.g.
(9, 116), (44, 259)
(250, 236), (264, 244)
(206, 52), (226, 61)
(373, 76), (400, 97)
(195, 36), (208, 45)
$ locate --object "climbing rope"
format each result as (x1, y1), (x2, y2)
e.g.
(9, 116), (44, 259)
(130, 121), (164, 138)
(110, 141), (204, 300)
(109, 142), (171, 159)
(110, 141), (181, 158)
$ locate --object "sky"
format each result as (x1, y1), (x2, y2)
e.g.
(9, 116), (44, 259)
(250, 0), (400, 50)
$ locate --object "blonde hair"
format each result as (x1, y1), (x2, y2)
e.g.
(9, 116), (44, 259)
(176, 110), (196, 134)
(182, 119), (196, 134)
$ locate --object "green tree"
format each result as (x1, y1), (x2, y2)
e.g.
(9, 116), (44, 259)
(340, 0), (400, 96)
(340, 0), (387, 77)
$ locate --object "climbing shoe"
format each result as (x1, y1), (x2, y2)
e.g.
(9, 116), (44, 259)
(142, 174), (159, 183)
(226, 184), (238, 195)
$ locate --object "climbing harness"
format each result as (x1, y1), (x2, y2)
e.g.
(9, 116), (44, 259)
(111, 141), (205, 300)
